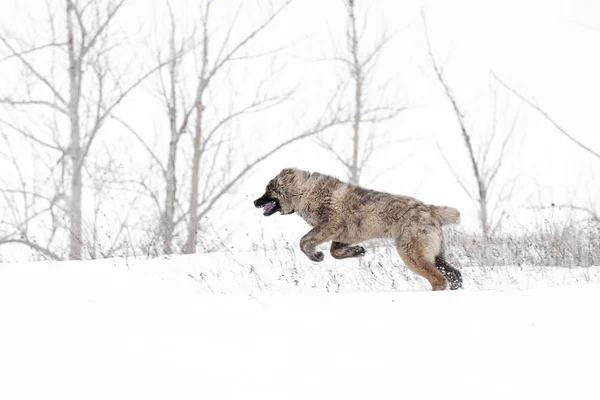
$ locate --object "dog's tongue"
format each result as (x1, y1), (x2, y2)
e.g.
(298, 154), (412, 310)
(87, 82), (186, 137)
(263, 201), (276, 214)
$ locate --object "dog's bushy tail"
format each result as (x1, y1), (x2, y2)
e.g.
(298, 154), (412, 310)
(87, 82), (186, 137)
(431, 206), (461, 225)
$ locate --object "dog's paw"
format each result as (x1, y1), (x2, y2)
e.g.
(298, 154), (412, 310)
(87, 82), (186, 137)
(308, 251), (324, 262)
(353, 246), (366, 257)
(449, 279), (463, 290)
(448, 274), (463, 290)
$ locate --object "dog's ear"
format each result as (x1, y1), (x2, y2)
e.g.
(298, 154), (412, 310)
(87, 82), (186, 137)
(300, 170), (310, 180)
(279, 167), (298, 176)
(280, 168), (310, 182)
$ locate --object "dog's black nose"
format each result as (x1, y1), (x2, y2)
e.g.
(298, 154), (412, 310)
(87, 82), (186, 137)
(254, 193), (268, 208)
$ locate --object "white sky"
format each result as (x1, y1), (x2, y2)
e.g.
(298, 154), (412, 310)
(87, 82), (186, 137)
(1, 0), (599, 259)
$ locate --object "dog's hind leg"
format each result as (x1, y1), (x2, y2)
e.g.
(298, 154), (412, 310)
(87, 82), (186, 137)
(435, 255), (462, 290)
(330, 241), (366, 259)
(300, 226), (337, 262)
(396, 240), (448, 291)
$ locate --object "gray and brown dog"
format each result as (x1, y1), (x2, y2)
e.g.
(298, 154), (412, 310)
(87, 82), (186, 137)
(254, 168), (462, 290)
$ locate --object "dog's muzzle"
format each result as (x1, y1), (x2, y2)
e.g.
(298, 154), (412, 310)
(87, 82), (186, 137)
(254, 193), (281, 216)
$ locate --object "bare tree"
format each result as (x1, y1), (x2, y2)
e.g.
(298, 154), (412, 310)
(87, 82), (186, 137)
(317, 0), (404, 185)
(0, 0), (160, 260)
(119, 0), (195, 256)
(160, 3), (186, 256)
(121, 0), (347, 255)
(422, 13), (520, 239)
(184, 0), (306, 254)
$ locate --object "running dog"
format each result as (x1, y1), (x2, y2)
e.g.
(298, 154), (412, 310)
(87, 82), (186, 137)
(254, 168), (462, 290)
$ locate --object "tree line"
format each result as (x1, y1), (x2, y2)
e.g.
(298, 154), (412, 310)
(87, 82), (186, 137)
(0, 0), (597, 261)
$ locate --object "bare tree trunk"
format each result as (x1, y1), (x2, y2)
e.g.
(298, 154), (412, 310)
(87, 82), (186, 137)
(431, 49), (489, 238)
(348, 1), (362, 185)
(184, 4), (210, 255)
(70, 161), (83, 259)
(67, 1), (82, 260)
(479, 188), (490, 239)
(163, 118), (178, 254)
(452, 95), (490, 239)
(185, 99), (204, 254)
(317, 0), (402, 186)
(163, 18), (180, 255)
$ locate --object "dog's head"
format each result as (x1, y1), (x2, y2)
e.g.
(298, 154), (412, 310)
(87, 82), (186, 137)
(254, 168), (310, 216)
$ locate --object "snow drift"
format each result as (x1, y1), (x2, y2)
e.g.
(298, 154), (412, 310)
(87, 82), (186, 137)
(0, 252), (599, 400)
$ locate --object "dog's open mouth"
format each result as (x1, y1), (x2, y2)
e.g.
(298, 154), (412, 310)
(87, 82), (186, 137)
(259, 200), (280, 216)
(254, 194), (281, 216)
(262, 201), (277, 216)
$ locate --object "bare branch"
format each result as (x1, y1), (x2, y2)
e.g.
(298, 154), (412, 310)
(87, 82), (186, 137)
(436, 142), (474, 200)
(0, 34), (67, 106)
(549, 204), (600, 223)
(359, 105), (406, 123)
(198, 117), (347, 219)
(362, 33), (393, 70)
(228, 43), (291, 62)
(111, 116), (167, 177)
(423, 12), (482, 188)
(316, 136), (352, 169)
(112, 179), (163, 217)
(80, 0), (126, 56)
(211, 1), (245, 69)
(0, 41), (67, 63)
(485, 107), (519, 189)
(203, 90), (294, 151)
(0, 97), (68, 114)
(0, 238), (62, 261)
(493, 72), (600, 162)
(0, 119), (64, 152)
(205, 0), (293, 84)
(78, 60), (171, 170)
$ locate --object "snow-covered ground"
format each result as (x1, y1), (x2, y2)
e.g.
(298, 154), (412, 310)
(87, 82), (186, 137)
(1, 253), (599, 400)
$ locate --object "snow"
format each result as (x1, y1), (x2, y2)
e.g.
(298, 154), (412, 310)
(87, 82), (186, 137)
(1, 254), (599, 400)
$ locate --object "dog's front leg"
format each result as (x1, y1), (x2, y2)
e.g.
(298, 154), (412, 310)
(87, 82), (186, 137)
(330, 241), (366, 259)
(300, 226), (335, 262)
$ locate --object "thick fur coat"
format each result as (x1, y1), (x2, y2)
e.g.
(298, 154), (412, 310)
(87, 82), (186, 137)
(254, 168), (462, 290)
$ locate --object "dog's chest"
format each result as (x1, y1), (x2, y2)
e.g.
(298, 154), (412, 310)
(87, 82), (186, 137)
(297, 209), (318, 226)
(297, 185), (337, 227)
(297, 204), (332, 227)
